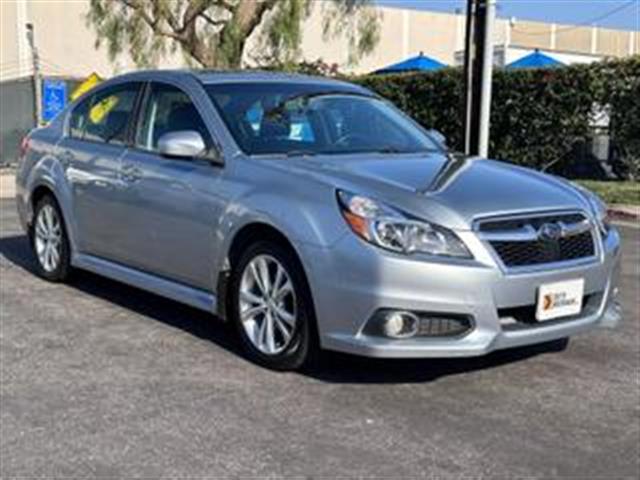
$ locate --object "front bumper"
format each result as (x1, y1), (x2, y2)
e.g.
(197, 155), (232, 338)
(300, 226), (621, 358)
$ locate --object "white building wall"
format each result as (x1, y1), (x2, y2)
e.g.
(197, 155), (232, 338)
(505, 47), (604, 66)
(1, 0), (637, 82)
(1, 0), (184, 82)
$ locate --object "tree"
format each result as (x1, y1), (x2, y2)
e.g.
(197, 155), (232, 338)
(86, 0), (381, 70)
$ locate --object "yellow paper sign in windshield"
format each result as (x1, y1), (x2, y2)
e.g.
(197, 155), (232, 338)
(89, 95), (119, 124)
(71, 72), (101, 101)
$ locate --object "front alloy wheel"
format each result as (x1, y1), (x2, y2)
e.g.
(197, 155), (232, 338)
(239, 255), (297, 355)
(230, 241), (317, 370)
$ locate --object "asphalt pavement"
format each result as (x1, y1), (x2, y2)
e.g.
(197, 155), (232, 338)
(1, 198), (638, 478)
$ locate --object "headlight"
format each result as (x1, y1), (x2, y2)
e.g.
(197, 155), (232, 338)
(337, 190), (472, 258)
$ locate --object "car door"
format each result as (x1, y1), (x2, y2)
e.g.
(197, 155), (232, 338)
(57, 82), (142, 260)
(117, 81), (226, 291)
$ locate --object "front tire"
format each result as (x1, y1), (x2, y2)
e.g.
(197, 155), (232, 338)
(30, 194), (72, 282)
(229, 240), (317, 371)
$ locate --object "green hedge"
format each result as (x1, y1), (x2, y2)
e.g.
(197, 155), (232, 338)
(355, 57), (640, 179)
(577, 180), (640, 205)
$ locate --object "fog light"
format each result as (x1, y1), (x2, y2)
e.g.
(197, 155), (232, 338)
(383, 311), (419, 339)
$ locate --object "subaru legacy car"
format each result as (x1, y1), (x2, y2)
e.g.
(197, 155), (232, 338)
(16, 70), (621, 370)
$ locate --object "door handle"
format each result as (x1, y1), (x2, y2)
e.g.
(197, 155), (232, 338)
(121, 163), (142, 183)
(60, 150), (72, 168)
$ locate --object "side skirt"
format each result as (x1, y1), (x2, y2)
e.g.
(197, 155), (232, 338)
(72, 253), (217, 314)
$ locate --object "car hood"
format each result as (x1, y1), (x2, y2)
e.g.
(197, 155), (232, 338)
(276, 152), (590, 230)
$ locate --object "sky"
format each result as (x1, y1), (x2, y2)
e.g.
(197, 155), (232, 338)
(377, 0), (640, 31)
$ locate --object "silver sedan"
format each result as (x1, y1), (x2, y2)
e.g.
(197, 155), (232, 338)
(15, 70), (621, 370)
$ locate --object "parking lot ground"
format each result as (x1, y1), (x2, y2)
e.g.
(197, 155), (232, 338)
(1, 198), (639, 478)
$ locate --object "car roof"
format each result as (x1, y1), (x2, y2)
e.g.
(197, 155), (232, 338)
(106, 69), (371, 94)
(194, 69), (354, 86)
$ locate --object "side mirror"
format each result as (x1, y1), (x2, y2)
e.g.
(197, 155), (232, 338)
(427, 129), (447, 148)
(158, 130), (207, 159)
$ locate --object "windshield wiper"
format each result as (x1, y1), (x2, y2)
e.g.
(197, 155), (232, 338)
(285, 149), (318, 157)
(368, 147), (437, 155)
(371, 147), (408, 154)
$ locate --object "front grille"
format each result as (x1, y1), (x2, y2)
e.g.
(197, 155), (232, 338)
(480, 214), (585, 232)
(491, 231), (594, 267)
(478, 212), (596, 268)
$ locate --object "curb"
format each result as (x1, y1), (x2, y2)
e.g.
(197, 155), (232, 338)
(608, 206), (639, 222)
(0, 172), (16, 200)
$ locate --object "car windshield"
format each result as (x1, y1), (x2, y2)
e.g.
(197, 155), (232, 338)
(205, 82), (442, 156)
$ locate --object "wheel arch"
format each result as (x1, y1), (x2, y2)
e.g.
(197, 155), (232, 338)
(23, 150), (79, 252)
(217, 222), (316, 325)
(31, 184), (56, 210)
(27, 180), (77, 253)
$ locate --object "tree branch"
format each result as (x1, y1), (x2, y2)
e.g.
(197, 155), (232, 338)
(179, 1), (217, 66)
(201, 12), (227, 27)
(154, 0), (180, 32)
(120, 0), (185, 41)
(91, 0), (379, 70)
(214, 0), (236, 12)
(180, 0), (211, 33)
(233, 0), (279, 38)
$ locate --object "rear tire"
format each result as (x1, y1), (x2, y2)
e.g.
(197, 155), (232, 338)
(30, 194), (72, 282)
(229, 240), (318, 371)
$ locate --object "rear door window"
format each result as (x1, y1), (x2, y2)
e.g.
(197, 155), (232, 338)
(69, 83), (141, 145)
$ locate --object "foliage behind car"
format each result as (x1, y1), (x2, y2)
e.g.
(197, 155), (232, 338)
(357, 57), (640, 180)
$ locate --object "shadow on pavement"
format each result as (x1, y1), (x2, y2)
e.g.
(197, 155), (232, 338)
(0, 233), (568, 384)
(0, 234), (238, 352)
(303, 339), (568, 384)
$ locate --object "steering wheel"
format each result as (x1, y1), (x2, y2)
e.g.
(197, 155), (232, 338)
(334, 133), (370, 147)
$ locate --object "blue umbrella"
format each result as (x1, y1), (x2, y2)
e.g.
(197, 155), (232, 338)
(507, 50), (564, 69)
(375, 52), (446, 74)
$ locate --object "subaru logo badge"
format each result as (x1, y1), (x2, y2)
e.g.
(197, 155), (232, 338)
(538, 223), (563, 242)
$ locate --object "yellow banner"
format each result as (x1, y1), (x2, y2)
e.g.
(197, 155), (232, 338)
(71, 72), (101, 101)
(89, 95), (119, 124)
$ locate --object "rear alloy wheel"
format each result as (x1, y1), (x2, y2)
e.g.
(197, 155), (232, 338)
(31, 195), (71, 281)
(230, 241), (317, 370)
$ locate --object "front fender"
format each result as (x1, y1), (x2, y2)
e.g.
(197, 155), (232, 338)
(215, 186), (349, 275)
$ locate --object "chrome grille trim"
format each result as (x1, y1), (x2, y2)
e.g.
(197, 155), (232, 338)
(474, 211), (598, 269)
(477, 218), (592, 242)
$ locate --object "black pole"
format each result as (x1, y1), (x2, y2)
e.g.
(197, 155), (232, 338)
(26, 23), (42, 126)
(462, 0), (475, 155)
(463, 0), (493, 156)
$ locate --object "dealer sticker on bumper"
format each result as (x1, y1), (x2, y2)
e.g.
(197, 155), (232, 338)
(536, 278), (585, 321)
